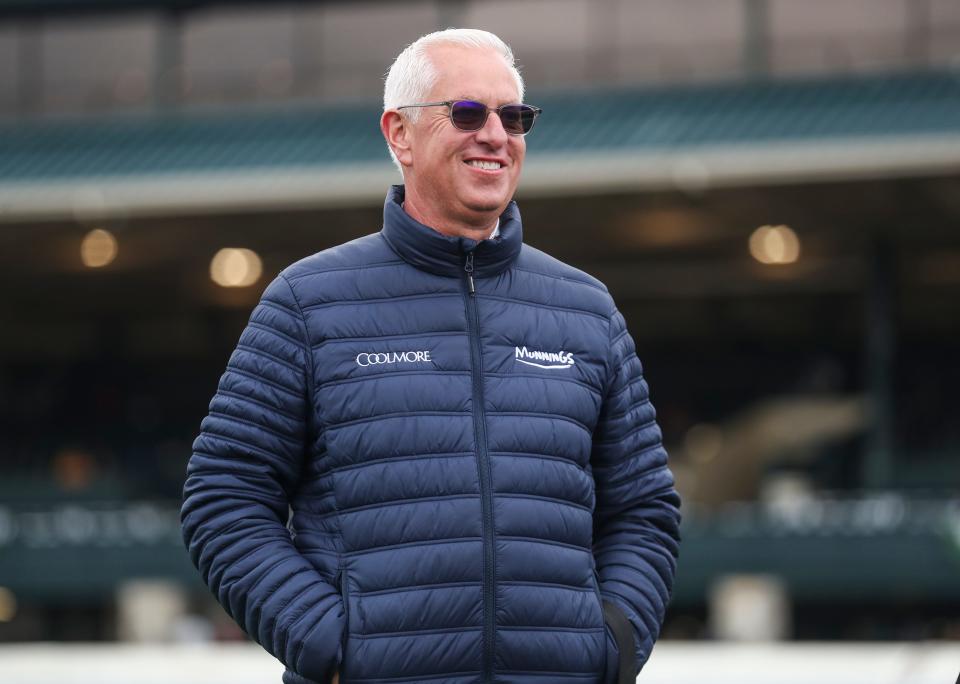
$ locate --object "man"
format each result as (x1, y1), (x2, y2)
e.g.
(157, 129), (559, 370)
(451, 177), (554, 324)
(181, 28), (681, 684)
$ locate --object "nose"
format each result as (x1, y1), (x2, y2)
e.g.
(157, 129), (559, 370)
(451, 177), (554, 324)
(474, 107), (509, 147)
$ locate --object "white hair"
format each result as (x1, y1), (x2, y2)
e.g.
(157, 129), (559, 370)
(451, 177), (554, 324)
(382, 28), (525, 172)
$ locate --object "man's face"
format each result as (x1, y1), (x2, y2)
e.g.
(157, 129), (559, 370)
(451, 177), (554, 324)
(403, 44), (526, 229)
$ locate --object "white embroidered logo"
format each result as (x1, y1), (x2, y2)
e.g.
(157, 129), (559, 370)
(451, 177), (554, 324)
(356, 350), (433, 367)
(514, 346), (575, 370)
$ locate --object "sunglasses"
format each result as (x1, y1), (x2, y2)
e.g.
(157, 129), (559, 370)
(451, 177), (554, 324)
(396, 99), (542, 136)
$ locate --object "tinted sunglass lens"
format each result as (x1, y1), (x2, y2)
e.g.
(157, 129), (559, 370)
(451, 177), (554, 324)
(500, 105), (536, 134)
(450, 101), (488, 130)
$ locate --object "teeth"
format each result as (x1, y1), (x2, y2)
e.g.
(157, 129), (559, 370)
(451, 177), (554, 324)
(467, 160), (501, 170)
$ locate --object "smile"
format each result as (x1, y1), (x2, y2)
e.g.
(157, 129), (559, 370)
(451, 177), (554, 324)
(465, 160), (503, 170)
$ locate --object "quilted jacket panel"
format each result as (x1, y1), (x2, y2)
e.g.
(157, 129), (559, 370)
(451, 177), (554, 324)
(181, 185), (681, 684)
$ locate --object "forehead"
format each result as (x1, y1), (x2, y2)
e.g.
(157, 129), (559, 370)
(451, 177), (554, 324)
(425, 44), (520, 103)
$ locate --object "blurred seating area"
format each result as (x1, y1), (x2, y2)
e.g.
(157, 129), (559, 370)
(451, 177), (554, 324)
(0, 359), (213, 499)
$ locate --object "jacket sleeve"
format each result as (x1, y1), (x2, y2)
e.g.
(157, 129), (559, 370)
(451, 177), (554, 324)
(591, 303), (682, 681)
(180, 273), (344, 683)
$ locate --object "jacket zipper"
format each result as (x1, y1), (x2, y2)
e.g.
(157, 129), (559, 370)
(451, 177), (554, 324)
(462, 250), (494, 682)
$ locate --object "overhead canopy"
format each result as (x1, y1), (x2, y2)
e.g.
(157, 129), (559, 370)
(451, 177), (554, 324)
(0, 0), (348, 18)
(2, 69), (959, 220)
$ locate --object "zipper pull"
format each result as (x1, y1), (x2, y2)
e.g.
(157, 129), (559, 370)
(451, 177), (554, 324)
(464, 252), (475, 295)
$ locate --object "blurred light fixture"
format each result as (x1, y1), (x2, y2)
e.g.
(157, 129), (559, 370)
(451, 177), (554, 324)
(617, 207), (714, 248)
(749, 224), (800, 265)
(0, 587), (16, 622)
(210, 248), (263, 288)
(52, 448), (97, 491)
(80, 228), (118, 268)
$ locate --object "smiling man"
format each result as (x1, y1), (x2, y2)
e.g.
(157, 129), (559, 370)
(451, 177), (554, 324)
(381, 40), (527, 242)
(181, 28), (681, 684)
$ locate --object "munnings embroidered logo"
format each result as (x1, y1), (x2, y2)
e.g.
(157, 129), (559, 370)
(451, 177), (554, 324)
(514, 346), (575, 370)
(356, 350), (432, 367)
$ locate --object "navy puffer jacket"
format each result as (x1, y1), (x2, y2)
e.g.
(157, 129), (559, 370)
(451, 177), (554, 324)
(181, 185), (681, 684)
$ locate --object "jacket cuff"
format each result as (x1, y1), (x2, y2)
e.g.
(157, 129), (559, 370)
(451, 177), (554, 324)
(287, 606), (345, 684)
(283, 639), (340, 684)
(282, 669), (324, 684)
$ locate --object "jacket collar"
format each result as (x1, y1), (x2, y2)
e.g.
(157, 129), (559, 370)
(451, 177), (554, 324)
(380, 184), (523, 278)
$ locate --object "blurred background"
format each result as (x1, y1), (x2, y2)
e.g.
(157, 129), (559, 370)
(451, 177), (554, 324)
(0, 0), (958, 681)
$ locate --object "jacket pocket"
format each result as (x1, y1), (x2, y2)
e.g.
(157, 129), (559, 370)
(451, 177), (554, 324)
(591, 567), (604, 615)
(337, 563), (351, 679)
(591, 567), (611, 682)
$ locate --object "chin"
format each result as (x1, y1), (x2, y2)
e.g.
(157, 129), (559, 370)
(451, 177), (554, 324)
(462, 202), (506, 223)
(461, 191), (510, 214)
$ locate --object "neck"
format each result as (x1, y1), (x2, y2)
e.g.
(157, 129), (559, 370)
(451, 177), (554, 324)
(402, 184), (500, 242)
(381, 185), (523, 280)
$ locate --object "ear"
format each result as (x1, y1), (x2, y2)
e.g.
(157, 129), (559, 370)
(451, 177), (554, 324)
(381, 110), (414, 168)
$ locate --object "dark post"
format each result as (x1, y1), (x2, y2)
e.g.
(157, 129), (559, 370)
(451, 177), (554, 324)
(863, 231), (896, 489)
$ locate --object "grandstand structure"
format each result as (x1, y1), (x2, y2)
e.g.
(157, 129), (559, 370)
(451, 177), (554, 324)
(0, 0), (958, 649)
